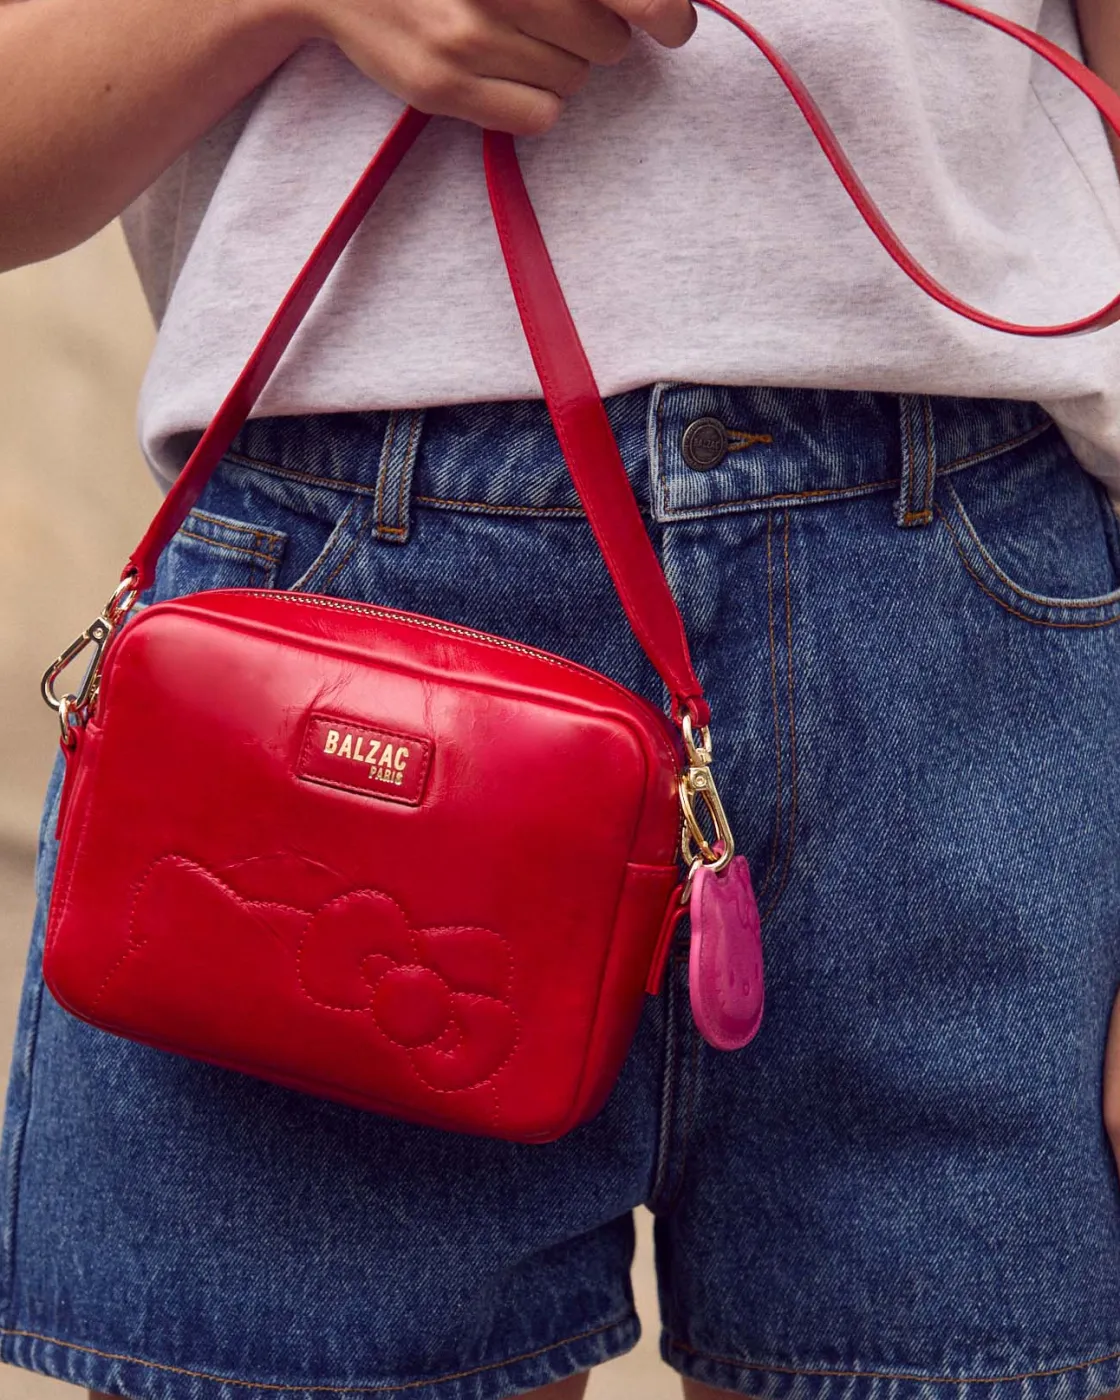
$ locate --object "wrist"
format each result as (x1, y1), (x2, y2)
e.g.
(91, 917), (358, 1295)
(202, 0), (322, 76)
(234, 0), (327, 48)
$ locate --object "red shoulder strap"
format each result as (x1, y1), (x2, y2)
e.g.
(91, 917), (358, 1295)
(125, 0), (1120, 727)
(127, 106), (430, 593)
(482, 131), (708, 723)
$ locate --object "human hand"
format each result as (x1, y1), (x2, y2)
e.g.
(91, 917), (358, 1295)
(294, 0), (697, 134)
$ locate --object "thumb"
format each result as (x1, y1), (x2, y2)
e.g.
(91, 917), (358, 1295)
(602, 0), (696, 48)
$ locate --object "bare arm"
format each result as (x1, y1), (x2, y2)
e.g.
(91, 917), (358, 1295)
(1076, 0), (1120, 168)
(0, 0), (309, 271)
(0, 0), (694, 273)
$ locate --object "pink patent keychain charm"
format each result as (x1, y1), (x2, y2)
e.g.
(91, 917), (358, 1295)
(689, 854), (765, 1051)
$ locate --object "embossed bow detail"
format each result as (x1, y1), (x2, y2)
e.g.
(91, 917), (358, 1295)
(298, 886), (518, 1092)
(109, 856), (519, 1094)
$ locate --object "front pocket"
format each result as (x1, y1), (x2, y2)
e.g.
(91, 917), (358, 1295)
(936, 431), (1120, 628)
(154, 508), (287, 600)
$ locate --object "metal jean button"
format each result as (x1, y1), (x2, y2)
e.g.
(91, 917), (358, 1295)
(681, 417), (729, 472)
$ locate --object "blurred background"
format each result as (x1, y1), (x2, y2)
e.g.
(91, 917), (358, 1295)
(0, 225), (675, 1400)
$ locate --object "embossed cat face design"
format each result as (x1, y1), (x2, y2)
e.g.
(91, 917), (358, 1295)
(104, 857), (519, 1096)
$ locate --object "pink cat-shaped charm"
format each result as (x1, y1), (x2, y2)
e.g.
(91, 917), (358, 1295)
(689, 854), (764, 1051)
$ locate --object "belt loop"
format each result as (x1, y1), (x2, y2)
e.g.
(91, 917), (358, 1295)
(372, 409), (425, 545)
(896, 395), (937, 528)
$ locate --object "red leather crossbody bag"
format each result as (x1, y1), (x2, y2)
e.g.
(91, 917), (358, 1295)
(38, 0), (1120, 1143)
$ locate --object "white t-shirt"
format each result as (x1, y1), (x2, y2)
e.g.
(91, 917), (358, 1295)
(121, 0), (1120, 493)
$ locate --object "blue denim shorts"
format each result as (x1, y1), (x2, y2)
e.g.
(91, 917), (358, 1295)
(3, 385), (1120, 1400)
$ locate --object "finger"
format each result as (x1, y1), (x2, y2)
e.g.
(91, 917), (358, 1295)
(501, 0), (631, 66)
(407, 10), (592, 97)
(464, 31), (592, 98)
(1104, 986), (1120, 1165)
(601, 0), (696, 48)
(330, 16), (577, 129)
(416, 71), (565, 134)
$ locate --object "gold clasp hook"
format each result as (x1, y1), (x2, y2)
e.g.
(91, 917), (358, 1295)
(41, 575), (138, 738)
(678, 712), (735, 877)
(41, 616), (113, 715)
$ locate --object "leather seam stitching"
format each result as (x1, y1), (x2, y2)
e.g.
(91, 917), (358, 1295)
(42, 743), (103, 969)
(294, 889), (520, 1100)
(89, 856), (520, 1101)
(89, 855), (314, 1015)
(230, 592), (681, 775)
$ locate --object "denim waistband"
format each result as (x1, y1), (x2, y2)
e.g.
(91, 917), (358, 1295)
(226, 385), (1053, 535)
